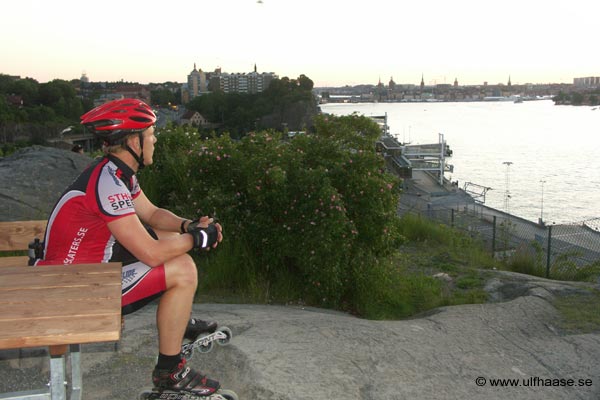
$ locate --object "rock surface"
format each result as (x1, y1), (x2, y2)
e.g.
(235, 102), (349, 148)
(1, 271), (599, 400)
(0, 146), (92, 221)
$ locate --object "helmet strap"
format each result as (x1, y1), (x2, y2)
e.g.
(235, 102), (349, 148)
(125, 132), (145, 170)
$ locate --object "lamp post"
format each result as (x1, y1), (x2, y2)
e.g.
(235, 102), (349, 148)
(540, 179), (546, 225)
(502, 161), (513, 214)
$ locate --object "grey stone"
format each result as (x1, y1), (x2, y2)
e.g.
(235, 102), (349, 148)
(0, 146), (92, 221)
(1, 271), (599, 400)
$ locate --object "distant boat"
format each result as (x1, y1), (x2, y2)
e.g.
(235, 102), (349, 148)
(483, 96), (513, 102)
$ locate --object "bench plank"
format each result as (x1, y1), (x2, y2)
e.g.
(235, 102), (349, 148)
(0, 315), (120, 348)
(0, 297), (120, 319)
(0, 263), (121, 350)
(0, 255), (29, 267)
(0, 263), (121, 289)
(0, 220), (47, 251)
(0, 284), (117, 302)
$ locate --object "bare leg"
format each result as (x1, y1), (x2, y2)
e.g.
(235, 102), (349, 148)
(157, 253), (198, 355)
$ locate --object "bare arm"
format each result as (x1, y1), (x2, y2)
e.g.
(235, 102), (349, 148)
(107, 214), (194, 267)
(134, 189), (186, 233)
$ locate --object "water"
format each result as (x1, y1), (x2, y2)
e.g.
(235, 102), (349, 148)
(320, 100), (600, 224)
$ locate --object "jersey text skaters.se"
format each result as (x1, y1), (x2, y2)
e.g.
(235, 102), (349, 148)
(37, 155), (141, 265)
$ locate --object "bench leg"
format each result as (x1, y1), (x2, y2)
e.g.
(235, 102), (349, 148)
(48, 346), (67, 400)
(49, 355), (66, 400)
(0, 345), (83, 400)
(68, 345), (82, 400)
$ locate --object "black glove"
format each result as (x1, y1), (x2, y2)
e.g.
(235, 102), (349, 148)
(189, 224), (219, 250)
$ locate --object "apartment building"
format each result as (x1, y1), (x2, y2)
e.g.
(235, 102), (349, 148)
(574, 76), (600, 88)
(183, 64), (277, 102)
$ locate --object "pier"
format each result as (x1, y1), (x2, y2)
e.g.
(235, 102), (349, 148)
(372, 122), (600, 276)
(374, 115), (453, 186)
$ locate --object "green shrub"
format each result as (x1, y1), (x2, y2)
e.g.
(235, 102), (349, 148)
(140, 115), (404, 314)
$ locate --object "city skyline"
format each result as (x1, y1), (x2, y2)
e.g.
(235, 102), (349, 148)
(2, 0), (598, 87)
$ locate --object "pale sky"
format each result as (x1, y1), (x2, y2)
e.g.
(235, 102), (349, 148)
(1, 0), (598, 87)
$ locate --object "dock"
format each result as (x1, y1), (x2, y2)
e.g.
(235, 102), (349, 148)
(372, 124), (600, 272)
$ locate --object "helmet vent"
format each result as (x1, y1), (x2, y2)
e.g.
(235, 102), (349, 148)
(130, 116), (153, 123)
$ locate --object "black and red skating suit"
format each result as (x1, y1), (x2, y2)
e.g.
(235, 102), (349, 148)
(37, 154), (166, 314)
(38, 155), (140, 265)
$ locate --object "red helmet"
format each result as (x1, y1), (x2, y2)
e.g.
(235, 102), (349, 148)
(81, 98), (156, 143)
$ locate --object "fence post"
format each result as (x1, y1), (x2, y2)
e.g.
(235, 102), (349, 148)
(546, 224), (552, 278)
(451, 208), (455, 228)
(492, 216), (496, 256)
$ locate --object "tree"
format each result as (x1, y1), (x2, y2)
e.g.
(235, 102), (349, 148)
(9, 78), (39, 105)
(0, 74), (16, 94)
(572, 92), (584, 106)
(0, 95), (12, 123)
(297, 74), (314, 91)
(150, 88), (177, 107)
(38, 80), (81, 119)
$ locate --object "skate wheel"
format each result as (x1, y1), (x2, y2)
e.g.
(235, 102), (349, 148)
(138, 388), (157, 400)
(181, 347), (194, 359)
(198, 341), (214, 353)
(217, 327), (232, 346)
(217, 389), (239, 400)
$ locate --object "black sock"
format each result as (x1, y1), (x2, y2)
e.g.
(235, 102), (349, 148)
(156, 353), (182, 370)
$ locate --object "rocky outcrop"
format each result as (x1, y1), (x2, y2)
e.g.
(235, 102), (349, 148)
(4, 290), (599, 399)
(0, 146), (93, 221)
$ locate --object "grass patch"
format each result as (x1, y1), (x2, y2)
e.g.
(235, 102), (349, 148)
(193, 214), (500, 320)
(552, 290), (600, 334)
(194, 240), (269, 304)
(507, 243), (600, 282)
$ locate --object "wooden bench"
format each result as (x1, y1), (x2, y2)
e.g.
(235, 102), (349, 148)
(0, 220), (47, 267)
(0, 221), (122, 400)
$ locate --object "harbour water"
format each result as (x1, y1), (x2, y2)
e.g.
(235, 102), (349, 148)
(320, 100), (600, 225)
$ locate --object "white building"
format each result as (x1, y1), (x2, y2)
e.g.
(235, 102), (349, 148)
(182, 64), (278, 102)
(186, 63), (209, 99)
(219, 65), (277, 94)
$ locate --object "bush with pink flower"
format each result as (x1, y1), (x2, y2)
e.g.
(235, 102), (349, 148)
(139, 115), (405, 314)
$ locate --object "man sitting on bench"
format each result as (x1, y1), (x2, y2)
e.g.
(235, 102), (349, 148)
(36, 98), (226, 397)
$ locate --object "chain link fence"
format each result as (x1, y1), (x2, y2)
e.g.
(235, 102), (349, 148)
(401, 199), (600, 281)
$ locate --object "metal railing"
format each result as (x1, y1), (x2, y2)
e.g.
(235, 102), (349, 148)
(402, 202), (600, 281)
